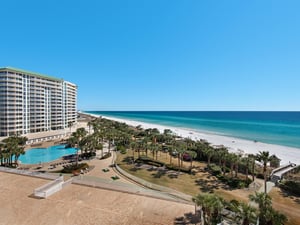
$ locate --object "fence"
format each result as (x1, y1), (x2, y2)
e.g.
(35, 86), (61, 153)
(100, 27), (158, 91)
(62, 177), (73, 188)
(0, 166), (59, 180)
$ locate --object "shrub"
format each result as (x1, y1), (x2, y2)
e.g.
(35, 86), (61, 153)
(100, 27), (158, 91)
(120, 148), (127, 154)
(165, 164), (191, 173)
(61, 163), (89, 173)
(256, 173), (264, 179)
(136, 156), (165, 167)
(208, 164), (222, 176)
(81, 152), (96, 159)
(279, 180), (300, 196)
(215, 175), (251, 189)
(116, 145), (126, 152)
(216, 174), (226, 181)
(135, 156), (191, 173)
(100, 152), (112, 160)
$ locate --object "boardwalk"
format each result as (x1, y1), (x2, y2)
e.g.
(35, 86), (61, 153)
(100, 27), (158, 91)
(270, 163), (298, 182)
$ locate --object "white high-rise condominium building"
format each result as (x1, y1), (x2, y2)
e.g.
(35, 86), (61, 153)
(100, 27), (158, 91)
(0, 67), (77, 137)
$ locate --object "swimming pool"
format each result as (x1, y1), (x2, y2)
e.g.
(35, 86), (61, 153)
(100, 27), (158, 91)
(19, 145), (77, 164)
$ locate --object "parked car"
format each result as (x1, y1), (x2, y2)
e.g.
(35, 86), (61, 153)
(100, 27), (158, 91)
(182, 153), (191, 161)
(171, 150), (178, 156)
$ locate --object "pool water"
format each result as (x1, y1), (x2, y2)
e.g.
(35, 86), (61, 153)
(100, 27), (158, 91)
(19, 145), (77, 164)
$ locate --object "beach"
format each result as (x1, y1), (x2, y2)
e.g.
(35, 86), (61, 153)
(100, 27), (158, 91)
(86, 113), (300, 165)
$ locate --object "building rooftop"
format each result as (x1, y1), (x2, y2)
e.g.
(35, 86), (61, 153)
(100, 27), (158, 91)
(0, 66), (63, 82)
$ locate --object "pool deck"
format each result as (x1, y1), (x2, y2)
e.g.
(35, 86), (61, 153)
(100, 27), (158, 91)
(0, 121), (88, 149)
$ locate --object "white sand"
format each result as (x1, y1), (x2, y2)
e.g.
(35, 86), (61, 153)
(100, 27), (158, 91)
(85, 113), (300, 165)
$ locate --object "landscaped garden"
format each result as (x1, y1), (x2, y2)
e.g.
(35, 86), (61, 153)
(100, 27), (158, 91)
(60, 117), (300, 224)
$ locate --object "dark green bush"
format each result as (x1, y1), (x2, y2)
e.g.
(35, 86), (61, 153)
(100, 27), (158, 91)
(100, 152), (112, 160)
(135, 156), (191, 173)
(165, 164), (191, 173)
(120, 148), (127, 154)
(81, 152), (96, 159)
(256, 173), (264, 179)
(215, 175), (251, 189)
(208, 164), (222, 176)
(61, 163), (89, 173)
(116, 145), (126, 152)
(136, 156), (165, 167)
(279, 180), (300, 196)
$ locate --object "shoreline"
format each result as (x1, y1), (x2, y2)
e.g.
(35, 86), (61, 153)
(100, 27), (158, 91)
(83, 112), (300, 165)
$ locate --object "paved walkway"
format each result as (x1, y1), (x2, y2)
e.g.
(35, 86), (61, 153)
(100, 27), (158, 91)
(77, 150), (192, 204)
(258, 181), (275, 194)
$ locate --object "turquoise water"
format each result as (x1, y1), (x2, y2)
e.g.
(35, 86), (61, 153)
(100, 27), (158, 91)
(19, 145), (77, 164)
(87, 111), (300, 149)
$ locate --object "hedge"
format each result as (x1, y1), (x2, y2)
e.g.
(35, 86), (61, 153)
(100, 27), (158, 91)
(61, 163), (89, 173)
(279, 180), (300, 196)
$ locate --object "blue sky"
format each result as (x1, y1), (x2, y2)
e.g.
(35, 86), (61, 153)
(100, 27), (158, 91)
(1, 0), (300, 111)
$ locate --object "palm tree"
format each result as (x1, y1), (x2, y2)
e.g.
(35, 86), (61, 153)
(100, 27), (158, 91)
(249, 192), (272, 224)
(2, 136), (18, 166)
(193, 194), (207, 225)
(241, 155), (250, 182)
(14, 136), (28, 165)
(267, 208), (287, 225)
(236, 202), (257, 225)
(187, 150), (197, 168)
(195, 140), (209, 161)
(68, 121), (74, 133)
(256, 151), (272, 193)
(175, 141), (186, 168)
(136, 140), (143, 158)
(70, 127), (88, 166)
(87, 120), (93, 134)
(227, 153), (237, 178)
(1, 136), (27, 167)
(106, 129), (116, 153)
(169, 136), (177, 165)
(203, 146), (214, 166)
(142, 137), (150, 157)
(0, 142), (4, 165)
(215, 147), (228, 174)
(130, 141), (136, 161)
(248, 154), (256, 181)
(234, 153), (241, 178)
(249, 192), (287, 225)
(168, 147), (174, 165)
(193, 193), (224, 225)
(162, 129), (173, 145)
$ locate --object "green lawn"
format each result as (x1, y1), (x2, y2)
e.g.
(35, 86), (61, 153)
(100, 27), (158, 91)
(116, 150), (219, 196)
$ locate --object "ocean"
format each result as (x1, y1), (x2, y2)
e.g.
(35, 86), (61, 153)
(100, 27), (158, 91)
(86, 111), (300, 149)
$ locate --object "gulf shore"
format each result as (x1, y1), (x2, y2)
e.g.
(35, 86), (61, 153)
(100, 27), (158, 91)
(85, 112), (300, 165)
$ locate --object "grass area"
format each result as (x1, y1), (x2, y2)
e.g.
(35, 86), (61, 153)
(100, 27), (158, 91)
(269, 187), (300, 225)
(116, 150), (246, 197)
(116, 150), (300, 225)
(116, 152), (201, 195)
